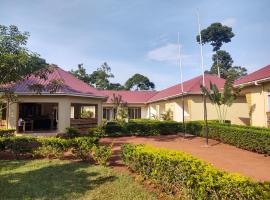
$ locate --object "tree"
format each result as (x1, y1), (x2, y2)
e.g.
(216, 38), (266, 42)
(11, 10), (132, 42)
(0, 25), (49, 85)
(107, 83), (126, 90)
(0, 25), (52, 123)
(197, 22), (247, 80)
(125, 73), (155, 91)
(201, 80), (240, 123)
(89, 62), (114, 89)
(70, 64), (91, 84)
(227, 66), (247, 80)
(111, 94), (128, 122)
(196, 22), (234, 51)
(210, 50), (233, 78)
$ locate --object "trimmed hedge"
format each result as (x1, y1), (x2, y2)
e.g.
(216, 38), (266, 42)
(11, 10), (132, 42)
(122, 144), (270, 199)
(182, 121), (270, 155)
(104, 120), (182, 136)
(0, 128), (16, 137)
(0, 136), (99, 158)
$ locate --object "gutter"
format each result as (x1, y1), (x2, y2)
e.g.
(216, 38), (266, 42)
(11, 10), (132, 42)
(234, 77), (270, 88)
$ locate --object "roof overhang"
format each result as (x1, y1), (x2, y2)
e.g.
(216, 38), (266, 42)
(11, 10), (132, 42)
(146, 92), (190, 103)
(234, 77), (270, 88)
(14, 92), (108, 100)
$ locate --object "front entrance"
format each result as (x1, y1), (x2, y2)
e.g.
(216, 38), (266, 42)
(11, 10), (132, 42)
(18, 103), (58, 133)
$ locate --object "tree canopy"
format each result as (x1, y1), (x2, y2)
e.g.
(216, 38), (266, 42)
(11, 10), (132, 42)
(70, 64), (91, 85)
(197, 22), (247, 80)
(207, 50), (248, 80)
(125, 73), (155, 91)
(196, 22), (234, 51)
(0, 25), (49, 85)
(70, 64), (155, 91)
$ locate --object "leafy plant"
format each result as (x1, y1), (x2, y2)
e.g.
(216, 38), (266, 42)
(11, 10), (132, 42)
(92, 143), (113, 166)
(64, 127), (80, 138)
(34, 145), (64, 158)
(201, 80), (240, 123)
(122, 144), (270, 199)
(160, 109), (173, 121)
(72, 137), (98, 160)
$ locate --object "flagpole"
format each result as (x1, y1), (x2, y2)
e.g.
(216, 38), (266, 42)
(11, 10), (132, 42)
(178, 32), (185, 137)
(196, 10), (209, 145)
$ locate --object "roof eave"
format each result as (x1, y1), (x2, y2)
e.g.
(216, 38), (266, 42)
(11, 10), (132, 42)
(14, 92), (108, 99)
(234, 77), (270, 88)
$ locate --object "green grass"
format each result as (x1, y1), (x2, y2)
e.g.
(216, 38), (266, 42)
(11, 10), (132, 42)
(0, 160), (157, 200)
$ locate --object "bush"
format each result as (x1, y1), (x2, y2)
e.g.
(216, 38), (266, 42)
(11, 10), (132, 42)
(63, 127), (80, 139)
(72, 137), (99, 160)
(88, 125), (105, 138)
(92, 143), (113, 166)
(34, 145), (64, 158)
(104, 120), (181, 136)
(122, 144), (270, 199)
(104, 121), (124, 136)
(35, 138), (70, 158)
(0, 136), (38, 157)
(181, 121), (270, 155)
(0, 129), (16, 137)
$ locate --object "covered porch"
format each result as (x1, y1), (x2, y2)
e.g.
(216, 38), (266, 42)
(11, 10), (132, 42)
(6, 95), (103, 134)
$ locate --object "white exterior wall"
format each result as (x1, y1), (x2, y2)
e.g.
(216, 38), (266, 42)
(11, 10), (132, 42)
(7, 95), (104, 133)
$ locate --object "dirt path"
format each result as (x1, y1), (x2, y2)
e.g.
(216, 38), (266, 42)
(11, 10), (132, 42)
(101, 135), (270, 182)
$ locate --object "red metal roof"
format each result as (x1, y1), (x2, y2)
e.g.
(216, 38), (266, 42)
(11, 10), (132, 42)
(235, 65), (270, 86)
(147, 73), (225, 102)
(6, 65), (226, 103)
(101, 90), (158, 104)
(12, 65), (107, 98)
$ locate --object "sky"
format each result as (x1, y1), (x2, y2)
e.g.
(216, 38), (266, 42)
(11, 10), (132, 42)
(1, 0), (270, 90)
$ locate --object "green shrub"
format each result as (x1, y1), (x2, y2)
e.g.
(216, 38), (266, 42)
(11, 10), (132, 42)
(72, 137), (98, 160)
(104, 120), (181, 136)
(64, 127), (80, 138)
(35, 138), (70, 158)
(34, 145), (64, 158)
(104, 121), (124, 136)
(122, 144), (270, 199)
(88, 125), (105, 138)
(182, 121), (270, 155)
(0, 136), (38, 157)
(92, 142), (113, 166)
(0, 129), (16, 137)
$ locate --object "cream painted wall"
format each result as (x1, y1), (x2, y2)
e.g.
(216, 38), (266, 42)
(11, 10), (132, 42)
(147, 95), (249, 125)
(188, 95), (249, 125)
(8, 95), (104, 133)
(240, 82), (270, 127)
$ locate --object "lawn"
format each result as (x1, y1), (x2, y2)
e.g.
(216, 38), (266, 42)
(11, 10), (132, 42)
(0, 159), (157, 200)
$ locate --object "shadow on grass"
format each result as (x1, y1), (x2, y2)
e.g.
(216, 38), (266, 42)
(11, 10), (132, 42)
(0, 161), (117, 200)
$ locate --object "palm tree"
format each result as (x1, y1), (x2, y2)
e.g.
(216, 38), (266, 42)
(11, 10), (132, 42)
(201, 80), (239, 123)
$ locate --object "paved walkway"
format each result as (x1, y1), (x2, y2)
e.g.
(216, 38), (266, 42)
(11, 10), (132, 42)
(101, 135), (270, 182)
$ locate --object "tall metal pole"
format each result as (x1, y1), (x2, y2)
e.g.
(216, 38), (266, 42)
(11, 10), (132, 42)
(217, 56), (220, 78)
(197, 11), (209, 145)
(178, 32), (185, 137)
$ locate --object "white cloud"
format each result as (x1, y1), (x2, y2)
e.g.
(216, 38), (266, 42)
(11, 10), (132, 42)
(147, 43), (179, 62)
(221, 18), (236, 27)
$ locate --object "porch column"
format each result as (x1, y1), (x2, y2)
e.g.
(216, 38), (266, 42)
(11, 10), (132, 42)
(8, 102), (18, 130)
(97, 102), (102, 125)
(58, 99), (71, 133)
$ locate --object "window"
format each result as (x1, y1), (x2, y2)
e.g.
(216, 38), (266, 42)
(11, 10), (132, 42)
(70, 106), (75, 118)
(0, 103), (7, 120)
(80, 106), (96, 118)
(103, 107), (116, 121)
(128, 107), (141, 119)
